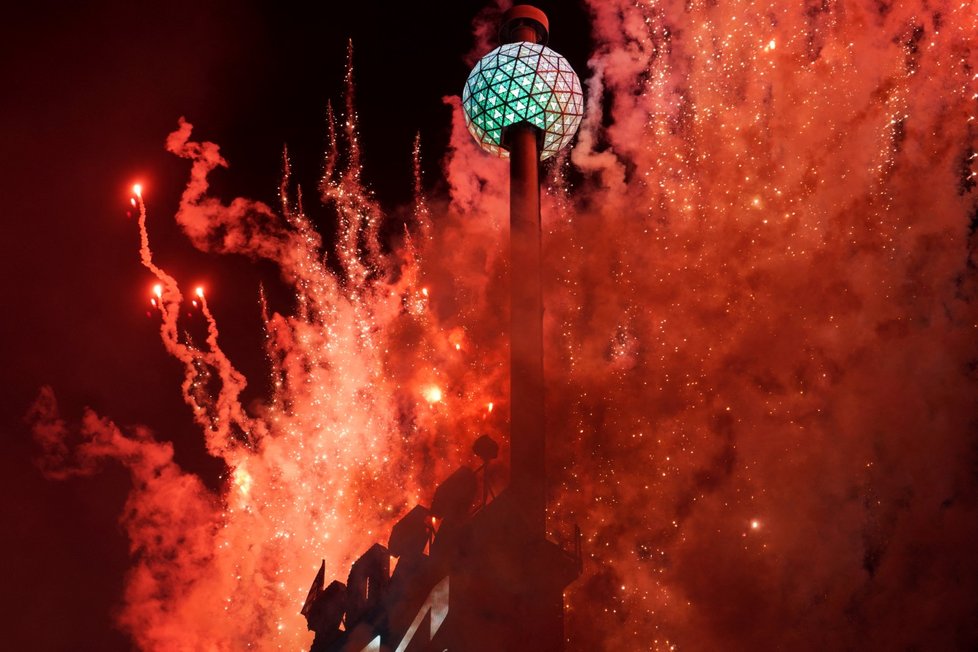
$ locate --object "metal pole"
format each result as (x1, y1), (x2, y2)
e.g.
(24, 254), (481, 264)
(509, 122), (545, 540)
(507, 17), (546, 540)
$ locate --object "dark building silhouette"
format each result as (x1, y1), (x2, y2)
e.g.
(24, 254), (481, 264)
(301, 6), (585, 650)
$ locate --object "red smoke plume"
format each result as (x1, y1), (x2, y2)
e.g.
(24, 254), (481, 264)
(28, 1), (978, 650)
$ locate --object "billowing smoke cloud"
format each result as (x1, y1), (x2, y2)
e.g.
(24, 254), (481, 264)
(29, 0), (978, 650)
(536, 1), (978, 649)
(28, 387), (220, 647)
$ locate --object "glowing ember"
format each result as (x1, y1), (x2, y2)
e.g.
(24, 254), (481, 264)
(422, 385), (444, 404)
(233, 465), (253, 497)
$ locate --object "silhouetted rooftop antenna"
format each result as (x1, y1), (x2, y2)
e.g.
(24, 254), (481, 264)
(473, 434), (499, 508)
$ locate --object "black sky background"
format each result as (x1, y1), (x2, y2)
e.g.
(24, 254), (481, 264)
(0, 2), (593, 648)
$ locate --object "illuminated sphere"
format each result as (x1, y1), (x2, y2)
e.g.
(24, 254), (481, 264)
(462, 42), (584, 160)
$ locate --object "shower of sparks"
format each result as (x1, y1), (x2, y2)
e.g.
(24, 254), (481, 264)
(27, 1), (978, 651)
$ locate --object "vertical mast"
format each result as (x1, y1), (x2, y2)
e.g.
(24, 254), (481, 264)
(503, 6), (549, 541)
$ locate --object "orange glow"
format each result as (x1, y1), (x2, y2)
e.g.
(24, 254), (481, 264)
(233, 466), (253, 497)
(447, 327), (465, 352)
(422, 385), (443, 403)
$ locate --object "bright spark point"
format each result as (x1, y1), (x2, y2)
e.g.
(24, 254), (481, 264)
(421, 287), (429, 297)
(487, 402), (494, 413)
(233, 466), (253, 497)
(422, 385), (443, 403)
(133, 183), (142, 197)
(195, 286), (204, 298)
(152, 284), (163, 299)
(750, 520), (761, 530)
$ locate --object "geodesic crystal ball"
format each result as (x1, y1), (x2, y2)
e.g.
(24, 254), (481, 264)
(462, 41), (584, 160)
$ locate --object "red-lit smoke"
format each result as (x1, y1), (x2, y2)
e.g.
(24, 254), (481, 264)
(29, 1), (978, 650)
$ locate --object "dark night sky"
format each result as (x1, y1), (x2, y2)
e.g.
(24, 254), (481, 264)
(0, 2), (591, 648)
